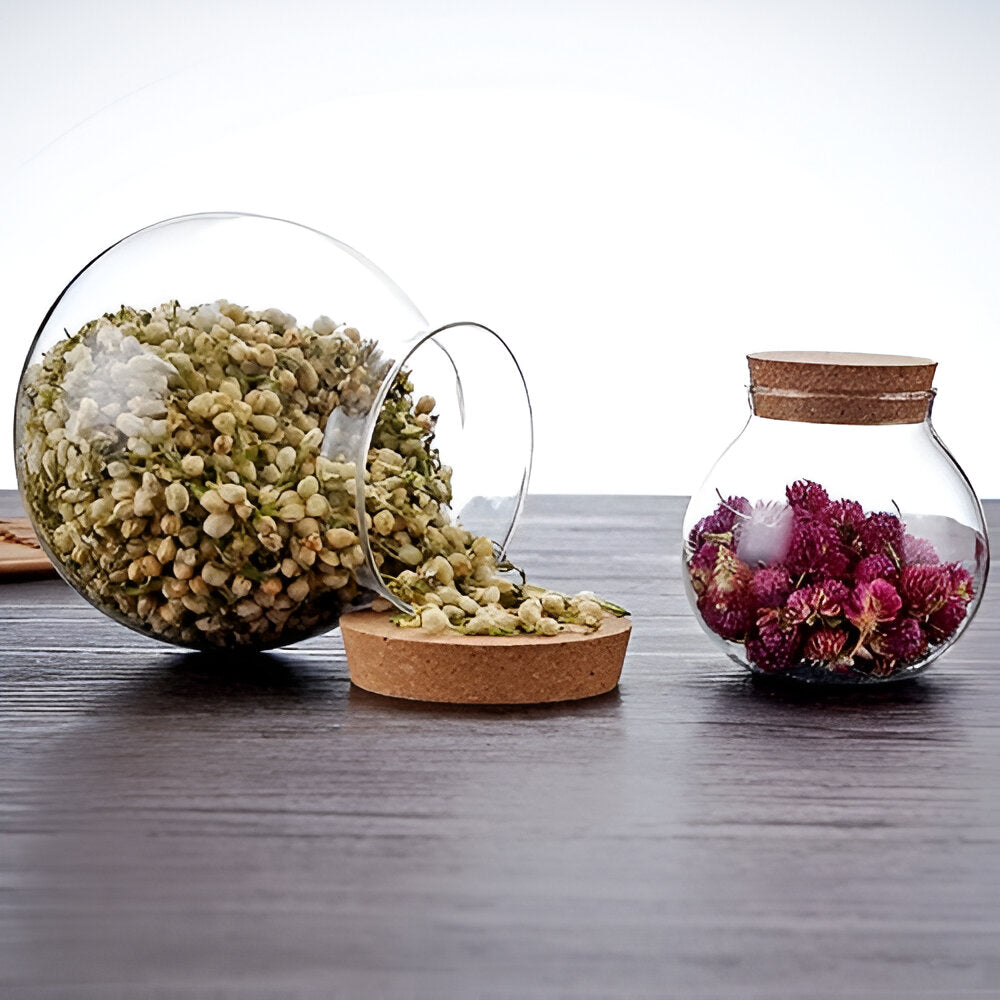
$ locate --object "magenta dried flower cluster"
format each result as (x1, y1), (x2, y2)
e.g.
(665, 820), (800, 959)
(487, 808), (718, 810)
(687, 480), (975, 679)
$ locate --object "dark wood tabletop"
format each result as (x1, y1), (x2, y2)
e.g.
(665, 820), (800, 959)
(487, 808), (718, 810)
(3, 492), (999, 1000)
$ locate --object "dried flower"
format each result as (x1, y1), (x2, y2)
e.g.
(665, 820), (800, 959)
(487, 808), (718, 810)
(899, 565), (951, 618)
(827, 498), (866, 532)
(750, 566), (793, 609)
(734, 500), (793, 568)
(785, 580), (850, 626)
(786, 479), (830, 514)
(927, 598), (968, 640)
(746, 611), (802, 673)
(947, 564), (975, 603)
(902, 533), (940, 565)
(688, 496), (750, 550)
(844, 579), (903, 634)
(856, 512), (905, 561)
(786, 512), (849, 579)
(804, 627), (848, 663)
(854, 553), (898, 586)
(871, 617), (925, 664)
(696, 547), (755, 640)
(688, 542), (720, 597)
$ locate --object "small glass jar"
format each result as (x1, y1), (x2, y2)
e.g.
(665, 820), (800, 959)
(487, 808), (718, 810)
(14, 213), (533, 650)
(682, 351), (988, 684)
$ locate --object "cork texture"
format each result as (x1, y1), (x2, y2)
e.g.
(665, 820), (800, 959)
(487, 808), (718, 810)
(341, 611), (631, 704)
(0, 518), (56, 580)
(748, 351), (937, 425)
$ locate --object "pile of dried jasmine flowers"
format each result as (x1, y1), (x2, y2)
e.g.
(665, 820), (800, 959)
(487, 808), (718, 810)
(18, 300), (626, 649)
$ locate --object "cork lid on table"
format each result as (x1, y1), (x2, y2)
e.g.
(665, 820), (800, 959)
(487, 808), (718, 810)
(0, 518), (56, 580)
(341, 610), (631, 705)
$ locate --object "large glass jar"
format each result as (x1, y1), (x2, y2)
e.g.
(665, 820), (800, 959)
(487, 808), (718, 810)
(15, 213), (533, 650)
(682, 351), (988, 684)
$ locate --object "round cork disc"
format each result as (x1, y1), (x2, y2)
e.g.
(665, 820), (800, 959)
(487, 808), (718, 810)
(0, 518), (57, 579)
(340, 611), (632, 704)
(747, 351), (937, 424)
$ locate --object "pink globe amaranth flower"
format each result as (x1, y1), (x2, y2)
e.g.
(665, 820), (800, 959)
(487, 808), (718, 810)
(856, 512), (906, 560)
(750, 566), (793, 609)
(785, 579), (851, 625)
(699, 593), (756, 641)
(855, 553), (898, 586)
(786, 480), (830, 515)
(746, 613), (802, 672)
(946, 564), (975, 603)
(871, 617), (926, 664)
(696, 546), (755, 641)
(786, 512), (850, 579)
(708, 546), (753, 593)
(900, 564), (952, 617)
(827, 498), (866, 532)
(688, 496), (750, 550)
(844, 578), (903, 632)
(688, 542), (720, 597)
(927, 598), (968, 641)
(803, 626), (849, 663)
(902, 533), (940, 566)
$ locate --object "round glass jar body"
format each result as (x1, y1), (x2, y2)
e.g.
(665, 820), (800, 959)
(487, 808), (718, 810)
(14, 213), (533, 651)
(682, 352), (988, 684)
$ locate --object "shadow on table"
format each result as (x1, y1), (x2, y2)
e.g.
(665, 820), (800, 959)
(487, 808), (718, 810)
(108, 648), (623, 720)
(345, 682), (622, 719)
(712, 669), (950, 716)
(118, 648), (347, 712)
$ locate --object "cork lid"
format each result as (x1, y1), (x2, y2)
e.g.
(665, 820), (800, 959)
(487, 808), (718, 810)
(747, 351), (937, 425)
(341, 611), (631, 704)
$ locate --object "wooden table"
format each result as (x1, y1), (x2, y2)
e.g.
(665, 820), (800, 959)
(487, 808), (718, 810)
(3, 493), (999, 999)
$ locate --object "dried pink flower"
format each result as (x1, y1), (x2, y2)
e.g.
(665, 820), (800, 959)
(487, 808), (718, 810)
(785, 580), (850, 625)
(804, 627), (849, 663)
(844, 578), (902, 633)
(927, 598), (968, 641)
(855, 553), (898, 586)
(689, 542), (720, 597)
(696, 547), (755, 640)
(786, 513), (850, 579)
(827, 498), (866, 532)
(699, 594), (755, 641)
(871, 617), (925, 664)
(750, 566), (793, 609)
(902, 533), (940, 565)
(856, 512), (905, 560)
(947, 564), (975, 603)
(746, 613), (802, 672)
(689, 496), (750, 550)
(734, 500), (793, 567)
(900, 564), (951, 617)
(786, 480), (830, 515)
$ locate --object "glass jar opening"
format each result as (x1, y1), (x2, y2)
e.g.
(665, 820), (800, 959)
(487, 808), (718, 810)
(340, 322), (534, 612)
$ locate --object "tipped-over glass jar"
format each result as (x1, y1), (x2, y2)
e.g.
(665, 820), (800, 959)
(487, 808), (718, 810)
(15, 213), (533, 650)
(682, 351), (988, 684)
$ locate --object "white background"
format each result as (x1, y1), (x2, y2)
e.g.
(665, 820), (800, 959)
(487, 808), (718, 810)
(2, 0), (998, 496)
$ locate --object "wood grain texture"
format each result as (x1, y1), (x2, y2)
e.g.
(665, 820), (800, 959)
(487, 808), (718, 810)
(2, 491), (1000, 999)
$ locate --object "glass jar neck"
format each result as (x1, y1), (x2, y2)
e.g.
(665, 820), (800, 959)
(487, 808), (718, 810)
(324, 322), (533, 613)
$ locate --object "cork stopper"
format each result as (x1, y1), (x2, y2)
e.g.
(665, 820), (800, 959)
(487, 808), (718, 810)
(748, 351), (937, 425)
